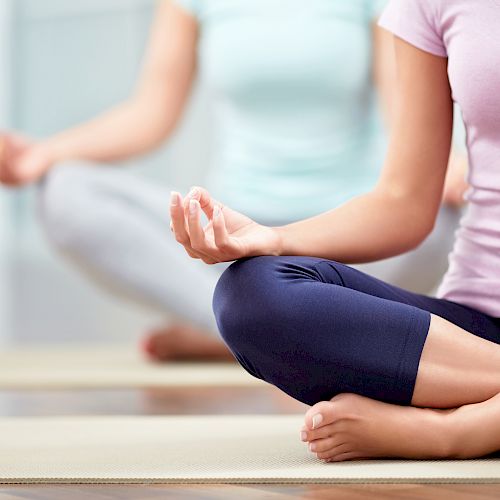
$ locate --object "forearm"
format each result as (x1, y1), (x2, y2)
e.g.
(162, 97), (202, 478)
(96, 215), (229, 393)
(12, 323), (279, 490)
(38, 1), (198, 168)
(276, 187), (433, 263)
(281, 38), (452, 265)
(42, 90), (176, 166)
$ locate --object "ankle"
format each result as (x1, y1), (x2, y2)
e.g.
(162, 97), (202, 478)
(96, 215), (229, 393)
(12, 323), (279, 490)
(434, 410), (463, 459)
(413, 409), (457, 459)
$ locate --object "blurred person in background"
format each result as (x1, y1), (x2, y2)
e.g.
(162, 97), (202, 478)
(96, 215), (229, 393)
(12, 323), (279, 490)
(0, 0), (467, 361)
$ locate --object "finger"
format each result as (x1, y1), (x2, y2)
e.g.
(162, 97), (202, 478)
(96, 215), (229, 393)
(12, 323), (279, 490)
(170, 191), (202, 259)
(170, 191), (190, 244)
(212, 205), (234, 254)
(0, 155), (19, 186)
(0, 136), (6, 165)
(171, 192), (218, 263)
(203, 218), (214, 233)
(185, 186), (216, 220)
(0, 136), (11, 177)
(196, 187), (216, 219)
(0, 137), (24, 187)
(188, 199), (215, 254)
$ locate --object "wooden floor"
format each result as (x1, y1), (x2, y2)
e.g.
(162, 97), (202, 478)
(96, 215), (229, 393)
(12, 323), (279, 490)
(0, 386), (497, 499)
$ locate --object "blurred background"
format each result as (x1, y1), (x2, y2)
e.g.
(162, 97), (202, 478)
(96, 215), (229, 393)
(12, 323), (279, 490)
(0, 0), (467, 349)
(0, 0), (211, 345)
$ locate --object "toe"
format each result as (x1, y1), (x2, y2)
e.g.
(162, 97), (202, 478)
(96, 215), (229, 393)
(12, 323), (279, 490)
(303, 419), (346, 443)
(140, 335), (154, 357)
(316, 444), (352, 460)
(309, 436), (344, 453)
(301, 425), (333, 442)
(305, 401), (338, 430)
(326, 451), (365, 462)
(140, 333), (169, 361)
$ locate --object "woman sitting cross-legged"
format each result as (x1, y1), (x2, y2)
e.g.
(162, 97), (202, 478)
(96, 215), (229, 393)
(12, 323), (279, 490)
(170, 0), (500, 461)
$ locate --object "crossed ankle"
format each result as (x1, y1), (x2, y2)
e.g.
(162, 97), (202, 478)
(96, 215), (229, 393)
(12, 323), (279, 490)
(426, 409), (462, 459)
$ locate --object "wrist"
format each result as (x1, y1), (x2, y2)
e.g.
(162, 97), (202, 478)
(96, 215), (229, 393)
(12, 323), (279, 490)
(40, 136), (73, 167)
(271, 225), (287, 256)
(23, 141), (58, 178)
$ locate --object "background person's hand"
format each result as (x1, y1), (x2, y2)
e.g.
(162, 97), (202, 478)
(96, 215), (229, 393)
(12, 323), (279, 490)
(170, 187), (282, 264)
(442, 152), (469, 208)
(0, 132), (55, 187)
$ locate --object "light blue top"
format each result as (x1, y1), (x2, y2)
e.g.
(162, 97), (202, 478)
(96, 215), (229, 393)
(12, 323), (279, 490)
(176, 0), (387, 222)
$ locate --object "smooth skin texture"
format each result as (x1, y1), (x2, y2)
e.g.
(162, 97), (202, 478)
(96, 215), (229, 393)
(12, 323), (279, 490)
(0, 1), (468, 362)
(170, 37), (500, 460)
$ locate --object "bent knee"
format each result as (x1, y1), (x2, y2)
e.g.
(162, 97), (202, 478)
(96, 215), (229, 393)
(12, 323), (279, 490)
(213, 255), (323, 347)
(213, 257), (279, 344)
(38, 163), (97, 252)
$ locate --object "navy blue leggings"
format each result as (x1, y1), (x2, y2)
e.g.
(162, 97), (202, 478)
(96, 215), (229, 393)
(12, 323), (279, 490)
(213, 256), (500, 407)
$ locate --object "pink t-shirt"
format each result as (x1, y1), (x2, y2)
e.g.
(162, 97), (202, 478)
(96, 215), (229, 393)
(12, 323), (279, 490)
(379, 0), (500, 317)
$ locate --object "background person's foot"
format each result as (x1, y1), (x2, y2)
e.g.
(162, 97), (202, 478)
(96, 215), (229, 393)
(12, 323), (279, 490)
(141, 323), (235, 362)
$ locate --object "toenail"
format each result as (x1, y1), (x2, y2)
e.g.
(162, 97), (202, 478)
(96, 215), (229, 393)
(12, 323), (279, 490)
(312, 414), (323, 429)
(300, 431), (307, 441)
(309, 443), (316, 452)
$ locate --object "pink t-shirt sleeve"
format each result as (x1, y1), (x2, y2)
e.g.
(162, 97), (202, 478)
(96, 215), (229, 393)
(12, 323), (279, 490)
(379, 0), (447, 57)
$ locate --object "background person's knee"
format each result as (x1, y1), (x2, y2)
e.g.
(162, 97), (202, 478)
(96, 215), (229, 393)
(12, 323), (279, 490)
(37, 163), (95, 254)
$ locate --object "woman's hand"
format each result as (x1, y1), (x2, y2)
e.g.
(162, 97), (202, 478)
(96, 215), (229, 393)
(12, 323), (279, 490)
(442, 152), (469, 208)
(170, 187), (282, 264)
(0, 132), (55, 187)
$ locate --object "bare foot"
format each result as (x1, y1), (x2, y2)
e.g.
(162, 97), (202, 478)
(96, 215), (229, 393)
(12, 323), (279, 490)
(141, 323), (235, 362)
(300, 393), (454, 462)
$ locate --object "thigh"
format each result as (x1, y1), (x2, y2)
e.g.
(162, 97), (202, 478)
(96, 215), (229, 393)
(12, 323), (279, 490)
(39, 162), (177, 238)
(39, 162), (225, 324)
(314, 257), (500, 345)
(216, 256), (499, 406)
(57, 163), (174, 221)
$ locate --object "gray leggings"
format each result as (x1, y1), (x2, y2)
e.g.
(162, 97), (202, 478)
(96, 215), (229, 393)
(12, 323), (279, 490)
(37, 163), (462, 336)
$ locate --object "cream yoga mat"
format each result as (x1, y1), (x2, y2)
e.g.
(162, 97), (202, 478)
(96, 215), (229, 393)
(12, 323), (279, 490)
(0, 415), (498, 484)
(0, 345), (264, 389)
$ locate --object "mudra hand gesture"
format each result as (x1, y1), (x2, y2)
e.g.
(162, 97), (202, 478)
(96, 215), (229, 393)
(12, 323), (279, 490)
(170, 187), (282, 264)
(0, 132), (54, 187)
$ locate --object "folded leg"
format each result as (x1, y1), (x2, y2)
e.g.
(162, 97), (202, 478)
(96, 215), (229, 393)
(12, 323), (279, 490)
(214, 256), (500, 407)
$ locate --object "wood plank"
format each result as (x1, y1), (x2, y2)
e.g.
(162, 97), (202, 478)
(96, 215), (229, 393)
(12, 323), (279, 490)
(0, 387), (306, 417)
(1, 484), (500, 500)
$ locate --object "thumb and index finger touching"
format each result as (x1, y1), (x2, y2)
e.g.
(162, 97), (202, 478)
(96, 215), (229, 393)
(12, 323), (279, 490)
(183, 186), (219, 220)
